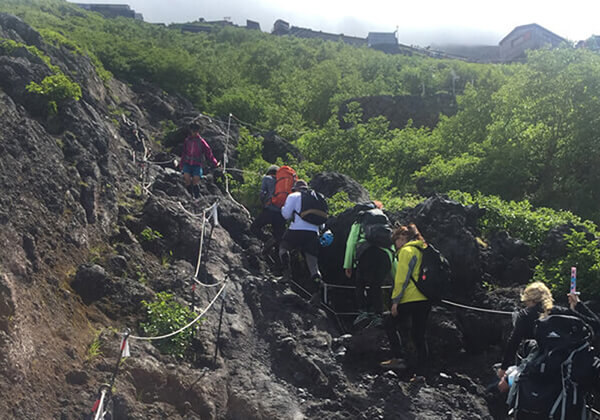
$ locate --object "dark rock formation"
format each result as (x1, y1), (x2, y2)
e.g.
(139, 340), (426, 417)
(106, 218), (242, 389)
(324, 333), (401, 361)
(339, 93), (458, 130)
(259, 131), (302, 163)
(310, 171), (370, 203)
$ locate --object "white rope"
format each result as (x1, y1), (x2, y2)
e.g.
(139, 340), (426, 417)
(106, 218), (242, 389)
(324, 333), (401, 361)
(193, 276), (228, 288)
(318, 282), (512, 316)
(224, 167), (261, 176)
(130, 281), (227, 341)
(440, 299), (513, 316)
(177, 201), (218, 219)
(322, 283), (392, 290)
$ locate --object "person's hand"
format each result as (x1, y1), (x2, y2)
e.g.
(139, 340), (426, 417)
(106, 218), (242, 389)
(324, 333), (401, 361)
(215, 161), (221, 168)
(568, 292), (581, 310)
(391, 303), (398, 317)
(344, 268), (352, 278)
(497, 368), (506, 379)
(497, 375), (509, 393)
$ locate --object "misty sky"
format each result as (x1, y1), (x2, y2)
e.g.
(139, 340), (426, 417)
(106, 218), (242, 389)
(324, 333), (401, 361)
(73, 0), (599, 46)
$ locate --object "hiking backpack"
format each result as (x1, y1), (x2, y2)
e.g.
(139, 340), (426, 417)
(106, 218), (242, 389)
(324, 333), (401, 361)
(360, 208), (393, 248)
(507, 314), (596, 420)
(270, 166), (297, 208)
(410, 243), (451, 302)
(297, 190), (329, 225)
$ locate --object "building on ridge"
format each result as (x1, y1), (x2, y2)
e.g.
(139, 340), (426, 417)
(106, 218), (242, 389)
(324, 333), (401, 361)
(72, 3), (142, 20)
(499, 23), (565, 62)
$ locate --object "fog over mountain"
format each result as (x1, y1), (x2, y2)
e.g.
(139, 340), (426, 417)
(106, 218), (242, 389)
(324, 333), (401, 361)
(73, 0), (599, 46)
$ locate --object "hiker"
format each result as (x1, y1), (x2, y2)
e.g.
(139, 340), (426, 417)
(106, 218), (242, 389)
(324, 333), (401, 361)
(343, 201), (395, 329)
(250, 165), (286, 247)
(497, 281), (600, 381)
(381, 224), (431, 377)
(279, 180), (324, 284)
(497, 282), (600, 419)
(179, 122), (219, 198)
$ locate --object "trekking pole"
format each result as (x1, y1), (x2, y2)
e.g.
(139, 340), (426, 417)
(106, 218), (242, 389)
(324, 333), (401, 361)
(212, 286), (227, 367)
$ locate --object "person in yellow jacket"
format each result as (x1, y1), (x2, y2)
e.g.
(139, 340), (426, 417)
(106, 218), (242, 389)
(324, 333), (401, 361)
(381, 223), (431, 376)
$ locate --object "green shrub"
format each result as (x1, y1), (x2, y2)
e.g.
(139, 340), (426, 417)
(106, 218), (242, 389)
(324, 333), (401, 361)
(140, 292), (196, 358)
(140, 227), (162, 242)
(327, 191), (354, 216)
(26, 73), (82, 114)
(447, 190), (597, 248)
(534, 230), (600, 299)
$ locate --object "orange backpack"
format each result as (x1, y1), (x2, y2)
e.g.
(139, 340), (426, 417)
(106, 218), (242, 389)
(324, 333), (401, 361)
(270, 166), (297, 208)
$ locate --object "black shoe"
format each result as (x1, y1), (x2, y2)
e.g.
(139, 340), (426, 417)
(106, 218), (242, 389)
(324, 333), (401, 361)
(186, 185), (194, 196)
(192, 185), (200, 199)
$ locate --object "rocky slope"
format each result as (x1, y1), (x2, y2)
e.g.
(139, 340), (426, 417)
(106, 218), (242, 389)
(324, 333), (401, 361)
(0, 13), (553, 420)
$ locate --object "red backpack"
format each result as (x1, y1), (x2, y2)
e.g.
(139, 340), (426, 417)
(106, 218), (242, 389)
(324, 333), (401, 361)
(270, 166), (297, 208)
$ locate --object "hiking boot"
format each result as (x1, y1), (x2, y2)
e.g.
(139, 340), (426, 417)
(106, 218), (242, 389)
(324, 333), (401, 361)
(186, 185), (194, 196)
(192, 185), (200, 199)
(380, 358), (406, 370)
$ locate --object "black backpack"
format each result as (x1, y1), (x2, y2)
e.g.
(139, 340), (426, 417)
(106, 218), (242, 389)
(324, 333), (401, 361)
(409, 244), (451, 302)
(360, 209), (393, 248)
(507, 314), (595, 420)
(297, 190), (329, 225)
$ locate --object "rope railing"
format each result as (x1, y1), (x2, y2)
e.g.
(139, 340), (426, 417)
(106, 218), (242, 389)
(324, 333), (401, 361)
(129, 280), (228, 341)
(440, 299), (513, 316)
(310, 281), (514, 317)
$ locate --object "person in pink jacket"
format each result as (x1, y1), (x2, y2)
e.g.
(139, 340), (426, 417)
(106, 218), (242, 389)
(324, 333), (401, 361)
(179, 122), (219, 198)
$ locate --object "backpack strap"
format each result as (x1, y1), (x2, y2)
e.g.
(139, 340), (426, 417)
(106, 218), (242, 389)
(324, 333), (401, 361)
(405, 244), (423, 288)
(396, 254), (418, 303)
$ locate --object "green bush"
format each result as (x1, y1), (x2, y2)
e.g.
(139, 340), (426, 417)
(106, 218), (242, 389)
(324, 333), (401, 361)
(26, 73), (82, 114)
(140, 292), (196, 358)
(447, 190), (597, 248)
(534, 230), (600, 299)
(327, 191), (354, 216)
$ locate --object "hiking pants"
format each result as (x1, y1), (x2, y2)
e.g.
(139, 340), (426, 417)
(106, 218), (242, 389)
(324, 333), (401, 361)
(279, 229), (321, 280)
(251, 208), (286, 241)
(355, 246), (391, 314)
(384, 301), (431, 375)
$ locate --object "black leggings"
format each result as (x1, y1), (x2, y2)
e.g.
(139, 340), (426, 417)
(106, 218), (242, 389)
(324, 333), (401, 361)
(355, 246), (391, 314)
(384, 301), (431, 375)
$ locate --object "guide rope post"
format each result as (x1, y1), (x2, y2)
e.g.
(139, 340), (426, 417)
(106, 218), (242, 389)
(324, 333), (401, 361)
(224, 113), (232, 194)
(91, 383), (111, 420)
(212, 287), (227, 367)
(108, 329), (130, 390)
(200, 218), (217, 286)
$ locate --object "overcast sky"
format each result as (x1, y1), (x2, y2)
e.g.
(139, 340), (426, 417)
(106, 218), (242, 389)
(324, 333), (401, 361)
(73, 0), (599, 46)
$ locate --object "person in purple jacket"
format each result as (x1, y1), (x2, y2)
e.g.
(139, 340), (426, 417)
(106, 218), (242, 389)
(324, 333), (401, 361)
(179, 122), (220, 198)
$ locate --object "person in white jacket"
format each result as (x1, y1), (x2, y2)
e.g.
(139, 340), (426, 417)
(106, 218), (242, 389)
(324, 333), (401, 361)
(278, 180), (322, 283)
